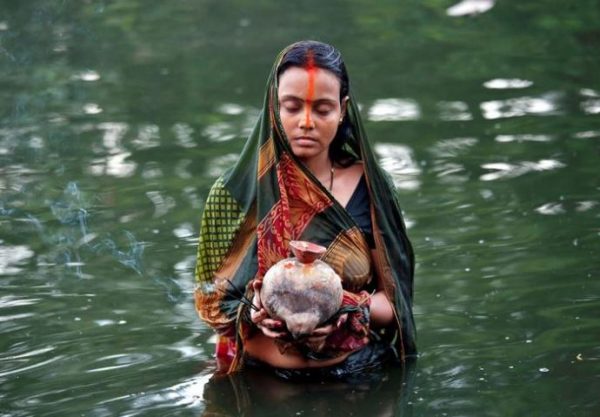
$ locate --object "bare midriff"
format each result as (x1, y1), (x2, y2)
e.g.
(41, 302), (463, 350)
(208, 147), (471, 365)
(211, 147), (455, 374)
(244, 333), (353, 369)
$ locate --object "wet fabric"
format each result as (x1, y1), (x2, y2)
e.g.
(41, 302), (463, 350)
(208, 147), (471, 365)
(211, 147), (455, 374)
(345, 175), (374, 247)
(243, 336), (397, 382)
(194, 42), (416, 373)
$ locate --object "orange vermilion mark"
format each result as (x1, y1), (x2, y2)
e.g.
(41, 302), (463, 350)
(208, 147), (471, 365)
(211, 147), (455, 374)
(305, 51), (316, 127)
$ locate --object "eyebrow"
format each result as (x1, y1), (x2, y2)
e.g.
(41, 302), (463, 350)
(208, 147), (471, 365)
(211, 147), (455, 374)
(279, 94), (338, 105)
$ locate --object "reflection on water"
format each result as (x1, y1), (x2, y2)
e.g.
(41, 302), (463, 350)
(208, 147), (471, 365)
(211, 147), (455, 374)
(368, 98), (421, 122)
(203, 122), (238, 142)
(480, 159), (565, 181)
(483, 78), (533, 89)
(72, 69), (101, 82)
(480, 94), (560, 119)
(200, 363), (416, 417)
(374, 143), (421, 191)
(83, 103), (103, 115)
(437, 101), (473, 121)
(446, 0), (496, 17)
(173, 123), (196, 148)
(0, 245), (34, 274)
(207, 153), (242, 178)
(351, 89), (600, 122)
(133, 124), (161, 150)
(494, 134), (552, 143)
(535, 202), (566, 215)
(574, 130), (600, 139)
(581, 98), (600, 114)
(202, 105), (260, 143)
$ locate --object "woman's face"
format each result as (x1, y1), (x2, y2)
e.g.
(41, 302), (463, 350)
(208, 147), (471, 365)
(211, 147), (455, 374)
(277, 66), (347, 162)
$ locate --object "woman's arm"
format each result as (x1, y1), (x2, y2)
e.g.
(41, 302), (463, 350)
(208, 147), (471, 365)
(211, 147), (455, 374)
(369, 291), (394, 328)
(369, 248), (395, 328)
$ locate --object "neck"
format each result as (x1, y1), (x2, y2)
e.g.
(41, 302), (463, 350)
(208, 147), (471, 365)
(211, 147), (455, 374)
(301, 153), (332, 179)
(300, 153), (334, 191)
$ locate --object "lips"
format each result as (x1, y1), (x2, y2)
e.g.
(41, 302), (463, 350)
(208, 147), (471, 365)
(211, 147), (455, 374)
(293, 136), (319, 145)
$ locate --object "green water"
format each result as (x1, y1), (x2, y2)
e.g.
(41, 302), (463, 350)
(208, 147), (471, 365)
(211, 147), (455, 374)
(1, 1), (599, 416)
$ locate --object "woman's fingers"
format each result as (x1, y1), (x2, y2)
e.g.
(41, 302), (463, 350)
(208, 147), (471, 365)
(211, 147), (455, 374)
(249, 280), (286, 338)
(256, 318), (285, 338)
(311, 312), (348, 336)
(307, 323), (335, 344)
(250, 307), (267, 324)
(261, 317), (284, 329)
(307, 312), (349, 343)
(336, 313), (348, 328)
(251, 280), (263, 309)
(250, 307), (283, 327)
(258, 325), (286, 339)
(252, 279), (262, 296)
(310, 324), (335, 337)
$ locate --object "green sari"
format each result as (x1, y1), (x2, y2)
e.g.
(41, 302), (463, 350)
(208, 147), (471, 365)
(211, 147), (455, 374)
(195, 45), (415, 373)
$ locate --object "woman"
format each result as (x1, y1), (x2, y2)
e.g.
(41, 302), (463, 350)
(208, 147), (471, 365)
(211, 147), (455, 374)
(195, 40), (415, 378)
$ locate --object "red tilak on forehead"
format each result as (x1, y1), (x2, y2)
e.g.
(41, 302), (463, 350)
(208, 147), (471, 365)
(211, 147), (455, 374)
(305, 51), (317, 127)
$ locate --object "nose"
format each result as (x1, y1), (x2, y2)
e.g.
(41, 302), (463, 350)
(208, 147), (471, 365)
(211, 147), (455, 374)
(299, 108), (315, 130)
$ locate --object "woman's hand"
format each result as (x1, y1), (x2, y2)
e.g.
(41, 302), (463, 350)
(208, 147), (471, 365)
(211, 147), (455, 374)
(304, 313), (348, 351)
(249, 280), (286, 339)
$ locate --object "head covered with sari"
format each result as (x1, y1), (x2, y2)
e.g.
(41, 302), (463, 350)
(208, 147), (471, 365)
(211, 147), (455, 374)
(195, 40), (416, 372)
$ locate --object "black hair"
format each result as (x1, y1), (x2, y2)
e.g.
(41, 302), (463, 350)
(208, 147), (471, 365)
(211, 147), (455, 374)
(277, 40), (358, 167)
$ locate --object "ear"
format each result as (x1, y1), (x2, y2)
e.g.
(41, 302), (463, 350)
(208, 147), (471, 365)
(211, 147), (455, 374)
(340, 96), (350, 121)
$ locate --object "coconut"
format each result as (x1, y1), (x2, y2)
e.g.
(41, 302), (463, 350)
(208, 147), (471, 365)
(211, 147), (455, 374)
(260, 241), (343, 340)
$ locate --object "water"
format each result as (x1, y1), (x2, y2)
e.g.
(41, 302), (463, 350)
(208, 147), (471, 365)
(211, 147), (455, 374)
(1, 1), (599, 416)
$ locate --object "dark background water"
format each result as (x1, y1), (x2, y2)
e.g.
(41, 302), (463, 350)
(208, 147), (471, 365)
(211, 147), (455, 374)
(1, 1), (599, 416)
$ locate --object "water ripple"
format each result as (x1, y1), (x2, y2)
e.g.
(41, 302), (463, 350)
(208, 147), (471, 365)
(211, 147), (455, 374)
(217, 103), (244, 115)
(172, 123), (196, 148)
(374, 143), (421, 190)
(480, 159), (565, 181)
(0, 355), (63, 378)
(447, 0), (495, 17)
(535, 202), (566, 215)
(0, 295), (39, 308)
(86, 353), (154, 373)
(0, 312), (35, 323)
(368, 98), (421, 121)
(480, 93), (560, 119)
(72, 69), (101, 82)
(430, 137), (478, 158)
(202, 121), (237, 142)
(484, 78), (533, 89)
(495, 134), (553, 143)
(437, 101), (473, 121)
(207, 153), (240, 178)
(132, 124), (161, 149)
(0, 244), (34, 275)
(146, 191), (176, 218)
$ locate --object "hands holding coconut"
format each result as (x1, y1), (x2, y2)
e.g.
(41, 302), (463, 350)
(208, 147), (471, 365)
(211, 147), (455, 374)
(249, 241), (366, 355)
(250, 280), (349, 348)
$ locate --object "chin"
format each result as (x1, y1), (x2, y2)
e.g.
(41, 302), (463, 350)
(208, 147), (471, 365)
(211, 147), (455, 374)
(290, 147), (317, 160)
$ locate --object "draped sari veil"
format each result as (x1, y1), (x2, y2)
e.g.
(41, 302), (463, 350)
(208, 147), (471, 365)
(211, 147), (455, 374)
(195, 43), (415, 372)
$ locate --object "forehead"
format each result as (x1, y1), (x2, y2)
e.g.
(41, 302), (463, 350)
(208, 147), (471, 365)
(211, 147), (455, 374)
(277, 66), (341, 99)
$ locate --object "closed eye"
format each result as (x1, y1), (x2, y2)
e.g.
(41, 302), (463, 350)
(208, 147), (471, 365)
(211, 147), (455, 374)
(315, 106), (333, 116)
(280, 98), (302, 113)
